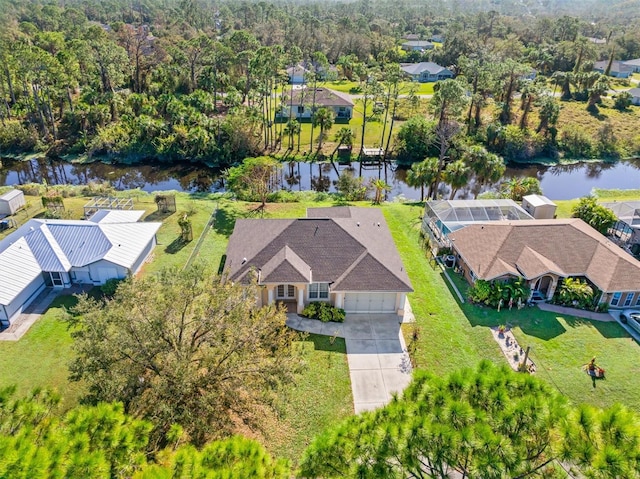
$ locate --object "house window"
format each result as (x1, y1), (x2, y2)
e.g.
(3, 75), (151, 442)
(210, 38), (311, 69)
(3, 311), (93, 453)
(276, 284), (296, 299)
(308, 283), (329, 300)
(635, 294), (640, 307)
(611, 292), (622, 306)
(624, 293), (634, 307)
(297, 106), (304, 114)
(50, 271), (64, 287)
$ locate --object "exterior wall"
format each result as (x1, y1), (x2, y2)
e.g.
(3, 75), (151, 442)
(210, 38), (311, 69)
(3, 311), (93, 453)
(607, 291), (640, 308)
(277, 105), (352, 123)
(87, 260), (128, 285)
(632, 95), (640, 106)
(418, 71), (453, 82)
(522, 198), (557, 219)
(2, 275), (46, 324)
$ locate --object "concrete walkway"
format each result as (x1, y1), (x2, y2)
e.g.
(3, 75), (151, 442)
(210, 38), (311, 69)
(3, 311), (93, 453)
(0, 288), (59, 341)
(537, 303), (614, 322)
(286, 312), (413, 414)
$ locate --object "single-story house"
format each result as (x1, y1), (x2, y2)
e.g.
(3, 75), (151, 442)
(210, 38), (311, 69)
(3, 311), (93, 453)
(275, 87), (354, 123)
(422, 199), (533, 249)
(622, 58), (640, 73)
(593, 60), (634, 78)
(628, 88), (640, 106)
(401, 40), (434, 52)
(0, 189), (25, 216)
(400, 62), (454, 82)
(0, 210), (161, 326)
(430, 34), (445, 43)
(449, 218), (640, 307)
(587, 37), (607, 45)
(224, 207), (413, 315)
(285, 64), (309, 84)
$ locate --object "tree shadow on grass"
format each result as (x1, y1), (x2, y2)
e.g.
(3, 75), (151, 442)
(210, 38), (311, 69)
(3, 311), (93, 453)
(564, 316), (631, 339)
(302, 333), (346, 354)
(144, 210), (174, 222)
(212, 207), (240, 237)
(165, 236), (189, 254)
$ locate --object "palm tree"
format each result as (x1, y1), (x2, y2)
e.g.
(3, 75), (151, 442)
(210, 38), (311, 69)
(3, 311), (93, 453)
(369, 178), (391, 204)
(312, 107), (334, 157)
(405, 158), (438, 201)
(443, 160), (471, 200)
(283, 119), (300, 151)
(587, 75), (611, 111)
(465, 146), (506, 197)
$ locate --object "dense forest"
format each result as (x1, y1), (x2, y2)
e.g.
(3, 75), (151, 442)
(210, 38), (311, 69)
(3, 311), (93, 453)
(1, 0), (640, 177)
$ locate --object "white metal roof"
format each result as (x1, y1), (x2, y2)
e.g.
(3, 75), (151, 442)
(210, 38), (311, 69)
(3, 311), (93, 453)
(102, 222), (162, 268)
(0, 238), (43, 306)
(0, 189), (23, 202)
(523, 194), (556, 207)
(0, 218), (161, 305)
(89, 209), (145, 224)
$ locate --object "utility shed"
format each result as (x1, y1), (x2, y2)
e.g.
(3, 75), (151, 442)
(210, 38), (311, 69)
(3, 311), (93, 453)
(522, 194), (557, 220)
(0, 189), (25, 215)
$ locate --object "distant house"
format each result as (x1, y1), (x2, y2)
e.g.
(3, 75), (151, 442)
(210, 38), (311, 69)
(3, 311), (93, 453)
(0, 189), (25, 216)
(401, 40), (434, 52)
(629, 88), (640, 106)
(224, 207), (413, 315)
(449, 218), (640, 307)
(275, 87), (354, 123)
(430, 34), (445, 43)
(285, 64), (309, 85)
(400, 62), (454, 82)
(623, 58), (640, 73)
(0, 210), (161, 327)
(587, 37), (607, 45)
(593, 60), (634, 78)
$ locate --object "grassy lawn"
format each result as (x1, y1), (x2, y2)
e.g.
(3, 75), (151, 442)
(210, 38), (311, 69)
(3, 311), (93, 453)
(0, 294), (85, 410)
(554, 188), (640, 219)
(263, 334), (352, 464)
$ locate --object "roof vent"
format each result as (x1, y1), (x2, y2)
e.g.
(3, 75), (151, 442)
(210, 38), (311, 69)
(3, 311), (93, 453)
(377, 222), (380, 227)
(357, 222), (360, 227)
(241, 257), (247, 265)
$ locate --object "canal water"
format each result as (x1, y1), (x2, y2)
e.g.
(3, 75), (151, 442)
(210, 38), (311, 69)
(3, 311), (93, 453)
(2, 156), (640, 200)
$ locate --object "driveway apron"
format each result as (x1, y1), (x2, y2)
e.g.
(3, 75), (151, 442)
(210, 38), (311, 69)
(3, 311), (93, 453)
(287, 313), (412, 414)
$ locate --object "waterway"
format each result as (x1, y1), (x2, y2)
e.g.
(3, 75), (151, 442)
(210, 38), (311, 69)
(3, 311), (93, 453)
(2, 156), (640, 200)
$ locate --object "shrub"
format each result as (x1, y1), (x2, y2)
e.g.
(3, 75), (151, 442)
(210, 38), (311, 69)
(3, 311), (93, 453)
(101, 278), (124, 296)
(301, 302), (345, 323)
(468, 278), (530, 309)
(560, 126), (594, 158)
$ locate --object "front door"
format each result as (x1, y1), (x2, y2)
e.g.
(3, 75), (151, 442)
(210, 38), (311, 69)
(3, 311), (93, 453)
(276, 284), (296, 300)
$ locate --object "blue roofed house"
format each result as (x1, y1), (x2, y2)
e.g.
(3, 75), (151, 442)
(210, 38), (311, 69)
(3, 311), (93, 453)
(400, 62), (454, 82)
(0, 210), (161, 327)
(593, 60), (634, 78)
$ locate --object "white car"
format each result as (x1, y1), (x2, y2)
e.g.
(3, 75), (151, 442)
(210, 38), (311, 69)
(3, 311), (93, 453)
(619, 310), (640, 334)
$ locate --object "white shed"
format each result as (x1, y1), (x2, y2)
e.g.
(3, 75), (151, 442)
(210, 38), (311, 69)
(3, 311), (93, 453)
(522, 194), (557, 220)
(0, 189), (25, 215)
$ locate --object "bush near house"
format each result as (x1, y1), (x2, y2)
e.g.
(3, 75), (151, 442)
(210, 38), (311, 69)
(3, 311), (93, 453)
(468, 278), (530, 308)
(301, 302), (346, 323)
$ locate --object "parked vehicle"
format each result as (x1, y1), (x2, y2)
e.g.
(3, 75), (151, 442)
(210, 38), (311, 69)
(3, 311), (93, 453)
(619, 310), (640, 334)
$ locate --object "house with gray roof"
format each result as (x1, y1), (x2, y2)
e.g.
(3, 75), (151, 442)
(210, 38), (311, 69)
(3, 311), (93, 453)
(401, 40), (434, 52)
(593, 60), (634, 78)
(449, 218), (640, 307)
(400, 62), (454, 82)
(275, 87), (354, 123)
(628, 88), (640, 106)
(622, 58), (640, 73)
(0, 210), (160, 327)
(224, 207), (413, 315)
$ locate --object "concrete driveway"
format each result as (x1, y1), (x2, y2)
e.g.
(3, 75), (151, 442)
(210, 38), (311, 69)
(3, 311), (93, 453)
(286, 313), (413, 414)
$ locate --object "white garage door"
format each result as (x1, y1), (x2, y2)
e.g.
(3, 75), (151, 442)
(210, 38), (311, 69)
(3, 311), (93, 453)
(343, 293), (397, 313)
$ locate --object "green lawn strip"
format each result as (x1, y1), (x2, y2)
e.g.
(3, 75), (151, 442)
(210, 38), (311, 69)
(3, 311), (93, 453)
(382, 203), (505, 372)
(0, 295), (84, 410)
(506, 312), (640, 412)
(264, 334), (353, 465)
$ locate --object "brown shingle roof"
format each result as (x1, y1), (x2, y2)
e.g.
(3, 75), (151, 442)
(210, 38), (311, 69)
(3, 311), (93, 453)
(287, 88), (354, 108)
(449, 219), (640, 292)
(225, 207), (412, 292)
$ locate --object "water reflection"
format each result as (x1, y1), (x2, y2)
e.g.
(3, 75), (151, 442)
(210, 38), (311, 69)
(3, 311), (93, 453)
(2, 157), (640, 200)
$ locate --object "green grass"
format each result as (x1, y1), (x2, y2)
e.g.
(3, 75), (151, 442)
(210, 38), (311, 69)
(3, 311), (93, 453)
(554, 188), (640, 219)
(264, 334), (352, 465)
(0, 294), (84, 410)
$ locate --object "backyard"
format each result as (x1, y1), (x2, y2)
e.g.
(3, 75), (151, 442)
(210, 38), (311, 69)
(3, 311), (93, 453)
(1, 192), (640, 464)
